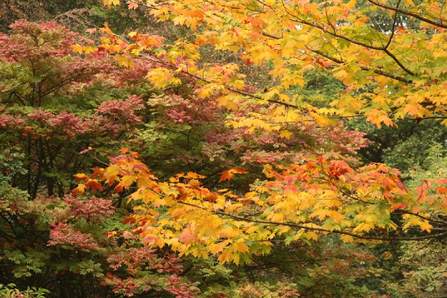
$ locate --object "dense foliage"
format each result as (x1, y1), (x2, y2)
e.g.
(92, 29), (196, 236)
(2, 0), (447, 297)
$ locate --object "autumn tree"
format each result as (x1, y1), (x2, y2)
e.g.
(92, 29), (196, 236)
(0, 20), (371, 297)
(60, 0), (447, 276)
(0, 21), (202, 297)
(96, 0), (447, 125)
(0, 20), (154, 198)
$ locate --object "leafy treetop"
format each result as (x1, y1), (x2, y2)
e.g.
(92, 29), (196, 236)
(96, 0), (447, 128)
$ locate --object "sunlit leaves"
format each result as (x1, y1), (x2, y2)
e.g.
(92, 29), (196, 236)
(73, 148), (447, 264)
(146, 68), (181, 88)
(100, 0), (447, 127)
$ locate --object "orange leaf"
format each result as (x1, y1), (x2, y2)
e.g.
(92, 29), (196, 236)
(103, 22), (113, 36)
(108, 231), (118, 238)
(71, 44), (83, 54)
(127, 1), (138, 9)
(232, 168), (248, 174)
(438, 186), (447, 195)
(115, 184), (124, 193)
(220, 168), (248, 182)
(206, 192), (219, 201)
(123, 217), (137, 224)
(391, 203), (407, 210)
(74, 173), (88, 182)
(86, 179), (103, 191)
(403, 103), (422, 117)
(219, 170), (234, 182)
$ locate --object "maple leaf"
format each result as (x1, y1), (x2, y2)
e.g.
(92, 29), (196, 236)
(438, 187), (447, 195)
(403, 103), (423, 117)
(103, 22), (113, 36)
(74, 173), (89, 182)
(219, 170), (234, 182)
(217, 96), (239, 111)
(127, 1), (138, 9)
(72, 184), (86, 195)
(219, 168), (248, 182)
(218, 249), (234, 264)
(178, 230), (195, 244)
(71, 44), (83, 54)
(279, 130), (293, 139)
(115, 54), (134, 68)
(86, 179), (103, 191)
(103, 0), (120, 7)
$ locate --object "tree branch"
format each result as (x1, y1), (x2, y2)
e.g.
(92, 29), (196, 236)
(367, 0), (447, 29)
(179, 201), (447, 242)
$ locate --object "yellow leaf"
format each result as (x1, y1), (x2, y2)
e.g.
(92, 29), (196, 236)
(197, 86), (213, 99)
(340, 234), (354, 243)
(128, 31), (138, 38)
(279, 130), (293, 139)
(365, 109), (394, 128)
(115, 54), (134, 68)
(217, 95), (239, 111)
(309, 209), (333, 221)
(352, 223), (375, 233)
(104, 0), (120, 7)
(218, 249), (233, 264)
(245, 226), (259, 234)
(173, 15), (187, 26)
(146, 68), (181, 88)
(210, 240), (230, 254)
(218, 227), (241, 238)
(104, 165), (120, 180)
(83, 46), (96, 54)
(233, 252), (241, 265)
(419, 220), (432, 232)
(108, 231), (118, 238)
(305, 231), (319, 241)
(232, 242), (249, 254)
(72, 183), (86, 195)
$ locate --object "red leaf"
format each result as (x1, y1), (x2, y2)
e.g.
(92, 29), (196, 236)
(438, 186), (447, 195)
(123, 217), (137, 224)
